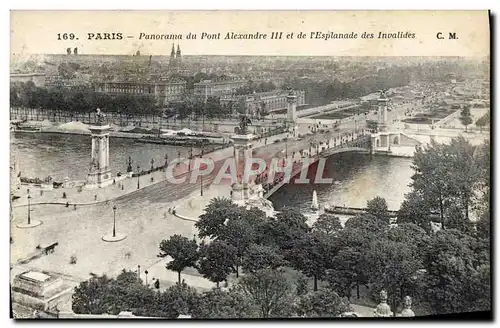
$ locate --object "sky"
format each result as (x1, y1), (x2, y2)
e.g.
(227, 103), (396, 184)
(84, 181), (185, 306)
(10, 10), (490, 57)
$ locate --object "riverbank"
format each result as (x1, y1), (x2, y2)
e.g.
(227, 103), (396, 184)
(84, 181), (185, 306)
(12, 120), (230, 145)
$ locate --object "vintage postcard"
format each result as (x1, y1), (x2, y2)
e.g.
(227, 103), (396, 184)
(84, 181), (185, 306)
(9, 10), (491, 319)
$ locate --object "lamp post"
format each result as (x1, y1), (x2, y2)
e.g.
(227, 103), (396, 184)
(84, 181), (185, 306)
(200, 147), (204, 196)
(27, 194), (31, 225)
(136, 165), (140, 189)
(112, 205), (117, 238)
(137, 265), (141, 282)
(145, 270), (149, 286)
(188, 147), (193, 171)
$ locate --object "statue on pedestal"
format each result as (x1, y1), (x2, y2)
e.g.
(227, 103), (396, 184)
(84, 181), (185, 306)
(95, 108), (106, 125)
(398, 296), (415, 317)
(374, 290), (393, 317)
(239, 115), (252, 135)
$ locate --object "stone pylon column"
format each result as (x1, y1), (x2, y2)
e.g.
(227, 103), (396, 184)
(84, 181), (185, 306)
(231, 133), (255, 202)
(286, 90), (298, 136)
(377, 94), (389, 133)
(87, 109), (113, 189)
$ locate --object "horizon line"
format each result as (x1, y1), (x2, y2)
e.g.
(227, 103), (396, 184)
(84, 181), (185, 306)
(11, 53), (488, 59)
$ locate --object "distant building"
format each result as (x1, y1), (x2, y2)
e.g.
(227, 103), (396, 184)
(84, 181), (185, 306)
(94, 80), (187, 105)
(221, 90), (306, 114)
(11, 270), (76, 318)
(10, 73), (46, 87)
(44, 74), (91, 91)
(169, 44), (182, 70)
(194, 79), (247, 99)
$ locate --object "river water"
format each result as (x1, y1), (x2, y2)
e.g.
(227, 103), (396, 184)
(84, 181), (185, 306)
(11, 132), (414, 212)
(10, 132), (199, 182)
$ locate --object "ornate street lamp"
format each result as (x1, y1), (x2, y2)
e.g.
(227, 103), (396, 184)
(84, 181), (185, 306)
(112, 205), (117, 238)
(137, 165), (140, 189)
(200, 147), (204, 196)
(27, 194), (32, 225)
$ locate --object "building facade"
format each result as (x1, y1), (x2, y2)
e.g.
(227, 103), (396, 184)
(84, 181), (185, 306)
(220, 90), (306, 114)
(94, 80), (187, 105)
(10, 73), (46, 87)
(193, 79), (248, 99)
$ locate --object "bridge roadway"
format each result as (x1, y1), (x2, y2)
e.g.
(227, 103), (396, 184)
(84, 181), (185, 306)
(262, 133), (371, 198)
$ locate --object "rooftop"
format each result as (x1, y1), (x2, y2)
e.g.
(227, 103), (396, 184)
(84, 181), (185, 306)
(21, 271), (51, 283)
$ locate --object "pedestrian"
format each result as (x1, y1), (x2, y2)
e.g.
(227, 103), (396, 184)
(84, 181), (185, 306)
(94, 195), (97, 201)
(74, 204), (77, 210)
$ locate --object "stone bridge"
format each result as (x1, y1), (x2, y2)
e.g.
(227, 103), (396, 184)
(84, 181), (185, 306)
(262, 133), (372, 198)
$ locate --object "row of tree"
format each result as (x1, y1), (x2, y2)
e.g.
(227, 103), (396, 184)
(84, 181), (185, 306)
(72, 268), (351, 318)
(283, 67), (412, 106)
(10, 81), (159, 115)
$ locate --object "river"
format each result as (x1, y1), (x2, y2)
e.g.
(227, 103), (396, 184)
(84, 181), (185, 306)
(11, 132), (414, 212)
(10, 132), (199, 182)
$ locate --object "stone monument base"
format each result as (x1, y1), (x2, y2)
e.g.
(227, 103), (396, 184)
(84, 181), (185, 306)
(102, 232), (127, 242)
(231, 182), (275, 217)
(16, 220), (43, 229)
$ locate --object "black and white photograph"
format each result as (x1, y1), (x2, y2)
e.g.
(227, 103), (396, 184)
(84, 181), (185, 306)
(8, 10), (491, 320)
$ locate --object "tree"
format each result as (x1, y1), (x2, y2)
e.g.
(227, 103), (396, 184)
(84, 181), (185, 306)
(237, 268), (297, 318)
(362, 238), (423, 315)
(397, 191), (433, 232)
(107, 270), (157, 315)
(387, 223), (429, 261)
(410, 140), (452, 225)
(195, 197), (239, 239)
(476, 210), (490, 240)
(444, 137), (482, 222)
(475, 111), (490, 133)
(285, 232), (335, 291)
(154, 281), (200, 318)
(72, 271), (158, 316)
(326, 247), (360, 300)
(193, 288), (259, 318)
(198, 240), (237, 287)
(459, 106), (473, 132)
(444, 204), (474, 235)
(158, 235), (199, 284)
(219, 210), (263, 277)
(258, 208), (310, 250)
(312, 213), (342, 237)
(72, 274), (113, 314)
(296, 288), (351, 318)
(422, 229), (488, 315)
(334, 214), (386, 299)
(241, 244), (284, 274)
(366, 196), (390, 225)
